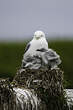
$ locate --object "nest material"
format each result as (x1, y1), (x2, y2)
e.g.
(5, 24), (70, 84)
(0, 79), (16, 110)
(0, 68), (69, 110)
(13, 68), (69, 110)
(13, 68), (63, 94)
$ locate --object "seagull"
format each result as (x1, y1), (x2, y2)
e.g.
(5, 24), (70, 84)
(21, 31), (61, 69)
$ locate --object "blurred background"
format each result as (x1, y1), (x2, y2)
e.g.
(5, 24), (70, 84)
(0, 0), (73, 88)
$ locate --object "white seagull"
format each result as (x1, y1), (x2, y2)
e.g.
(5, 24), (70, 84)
(22, 31), (61, 69)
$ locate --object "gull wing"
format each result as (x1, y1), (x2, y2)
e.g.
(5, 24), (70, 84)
(36, 48), (47, 52)
(24, 43), (31, 53)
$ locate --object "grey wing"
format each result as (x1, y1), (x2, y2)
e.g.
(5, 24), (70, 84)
(36, 48), (47, 52)
(24, 43), (31, 53)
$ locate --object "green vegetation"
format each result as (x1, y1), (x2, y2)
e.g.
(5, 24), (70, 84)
(0, 40), (73, 88)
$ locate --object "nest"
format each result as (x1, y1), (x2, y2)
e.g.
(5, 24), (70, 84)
(13, 68), (69, 110)
(0, 68), (69, 110)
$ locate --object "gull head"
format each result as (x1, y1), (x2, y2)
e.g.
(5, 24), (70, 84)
(33, 31), (45, 40)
